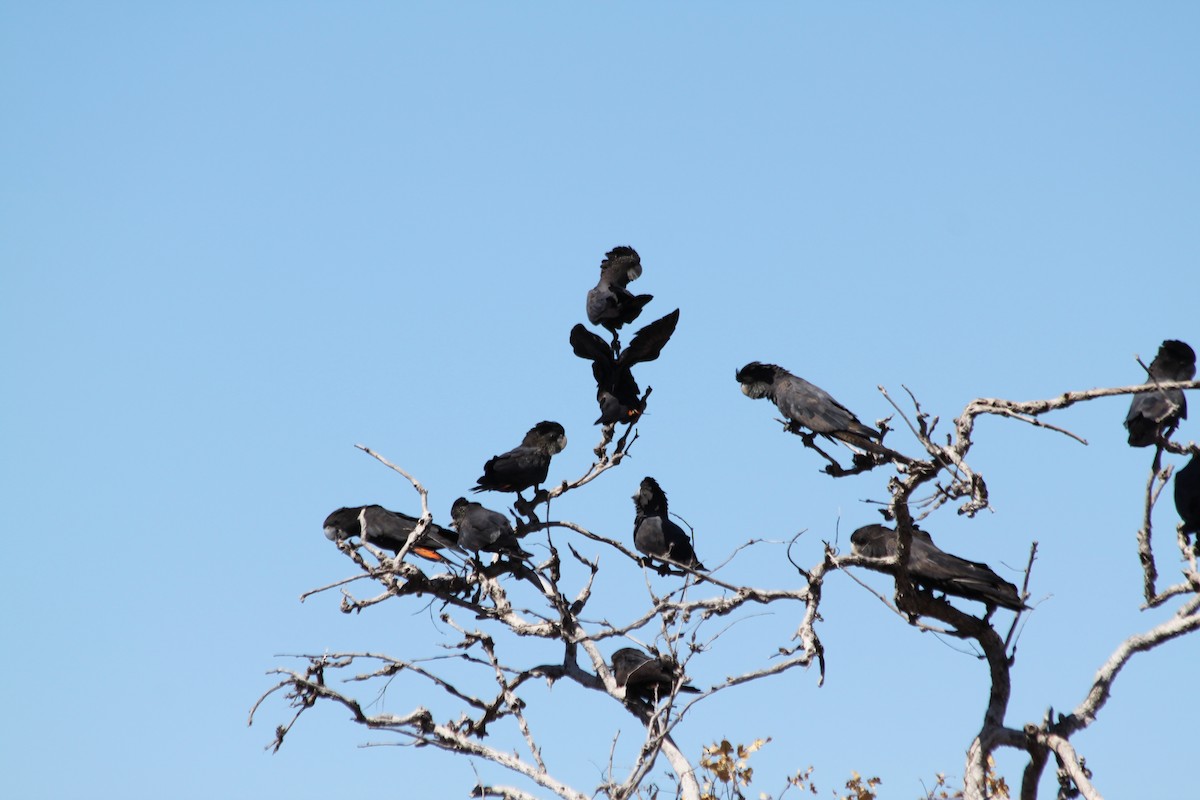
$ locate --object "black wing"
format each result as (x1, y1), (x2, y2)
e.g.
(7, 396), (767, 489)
(619, 309), (680, 368)
(571, 324), (647, 424)
(774, 373), (878, 440)
(473, 446), (551, 493)
(909, 537), (1024, 611)
(634, 514), (705, 570)
(1125, 389), (1187, 447)
(570, 324), (614, 379)
(611, 647), (699, 700)
(454, 503), (531, 558)
(587, 283), (653, 331)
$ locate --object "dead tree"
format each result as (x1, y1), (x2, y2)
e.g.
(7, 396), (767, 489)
(251, 292), (1199, 800)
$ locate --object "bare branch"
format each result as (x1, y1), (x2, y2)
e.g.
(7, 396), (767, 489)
(354, 444), (431, 516)
(1136, 449), (1171, 602)
(961, 380), (1200, 425)
(481, 635), (547, 772)
(1058, 596), (1200, 737)
(472, 783), (544, 800)
(1041, 734), (1101, 800)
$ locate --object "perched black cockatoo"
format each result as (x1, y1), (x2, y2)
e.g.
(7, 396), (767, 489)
(1125, 339), (1195, 447)
(450, 497), (531, 559)
(610, 647), (700, 703)
(473, 421), (567, 495)
(735, 361), (895, 458)
(323, 505), (461, 561)
(570, 309), (680, 424)
(850, 523), (1026, 611)
(632, 476), (705, 571)
(586, 245), (653, 334)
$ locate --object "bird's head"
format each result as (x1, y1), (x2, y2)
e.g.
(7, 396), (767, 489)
(601, 245), (642, 284)
(633, 476), (667, 512)
(527, 420), (567, 454)
(735, 362), (780, 399)
(322, 507), (359, 541)
(849, 524), (894, 558)
(1156, 339), (1197, 380)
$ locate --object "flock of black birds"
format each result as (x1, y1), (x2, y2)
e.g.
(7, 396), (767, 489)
(320, 245), (1197, 703)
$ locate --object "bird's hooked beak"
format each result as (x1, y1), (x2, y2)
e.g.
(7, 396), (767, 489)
(739, 380), (768, 399)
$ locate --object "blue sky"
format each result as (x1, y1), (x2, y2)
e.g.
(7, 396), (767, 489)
(2, 4), (1197, 798)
